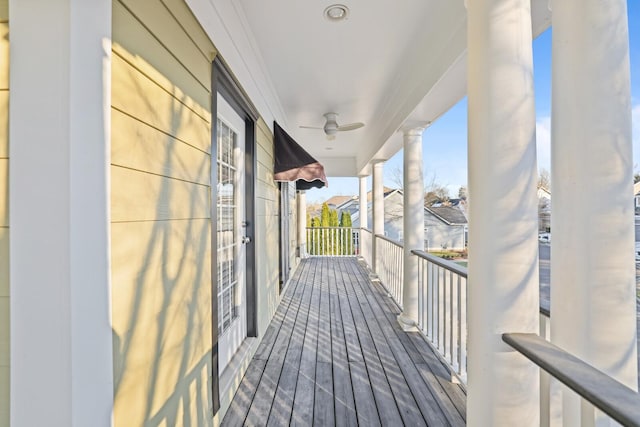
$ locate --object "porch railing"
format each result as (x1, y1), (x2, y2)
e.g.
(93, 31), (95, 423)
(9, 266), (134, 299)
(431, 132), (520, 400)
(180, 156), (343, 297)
(360, 228), (373, 267)
(305, 227), (360, 257)
(360, 228), (637, 425)
(374, 235), (404, 305)
(503, 331), (640, 427)
(412, 249), (467, 383)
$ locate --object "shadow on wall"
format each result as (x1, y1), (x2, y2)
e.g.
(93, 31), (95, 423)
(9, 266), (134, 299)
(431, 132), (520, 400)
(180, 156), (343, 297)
(110, 54), (215, 426)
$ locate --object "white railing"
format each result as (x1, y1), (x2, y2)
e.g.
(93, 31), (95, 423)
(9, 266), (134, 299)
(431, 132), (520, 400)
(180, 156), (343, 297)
(538, 307), (562, 427)
(374, 234), (404, 306)
(360, 228), (373, 267)
(364, 232), (468, 382)
(412, 249), (468, 383)
(363, 229), (633, 426)
(305, 227), (360, 257)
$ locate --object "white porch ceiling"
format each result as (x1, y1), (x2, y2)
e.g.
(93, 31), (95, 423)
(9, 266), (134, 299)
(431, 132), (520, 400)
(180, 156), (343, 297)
(188, 0), (552, 176)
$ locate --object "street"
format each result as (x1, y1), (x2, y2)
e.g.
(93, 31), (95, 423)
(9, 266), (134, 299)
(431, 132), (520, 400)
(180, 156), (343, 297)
(538, 243), (550, 311)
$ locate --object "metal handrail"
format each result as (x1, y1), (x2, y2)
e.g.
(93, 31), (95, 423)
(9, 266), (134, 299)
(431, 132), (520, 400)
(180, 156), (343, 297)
(375, 233), (403, 247)
(411, 249), (468, 277)
(503, 333), (640, 427)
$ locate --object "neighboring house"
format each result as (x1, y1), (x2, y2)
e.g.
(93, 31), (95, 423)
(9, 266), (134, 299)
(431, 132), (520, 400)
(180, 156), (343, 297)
(424, 206), (467, 251)
(538, 185), (551, 232)
(324, 195), (354, 211)
(345, 189), (467, 250)
(348, 188), (403, 238)
(432, 198), (468, 221)
(634, 182), (640, 214)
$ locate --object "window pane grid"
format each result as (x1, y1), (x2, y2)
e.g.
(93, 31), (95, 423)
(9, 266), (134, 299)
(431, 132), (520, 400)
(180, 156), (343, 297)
(216, 119), (239, 336)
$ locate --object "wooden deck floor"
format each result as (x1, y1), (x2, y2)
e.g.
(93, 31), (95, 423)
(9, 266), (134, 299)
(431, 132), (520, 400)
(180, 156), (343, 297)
(222, 257), (466, 426)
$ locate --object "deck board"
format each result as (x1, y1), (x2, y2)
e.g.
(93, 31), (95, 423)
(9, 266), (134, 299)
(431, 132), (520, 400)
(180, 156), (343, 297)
(267, 257), (314, 426)
(328, 260), (358, 427)
(222, 257), (466, 426)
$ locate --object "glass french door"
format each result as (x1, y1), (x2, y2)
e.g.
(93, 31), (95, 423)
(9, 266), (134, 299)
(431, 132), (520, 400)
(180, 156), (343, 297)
(216, 93), (247, 373)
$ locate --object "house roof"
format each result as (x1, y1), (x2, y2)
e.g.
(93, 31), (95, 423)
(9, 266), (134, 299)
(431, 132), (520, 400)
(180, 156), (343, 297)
(425, 206), (468, 225)
(324, 195), (354, 208)
(537, 185), (551, 199)
(366, 187), (399, 202)
(634, 182), (640, 196)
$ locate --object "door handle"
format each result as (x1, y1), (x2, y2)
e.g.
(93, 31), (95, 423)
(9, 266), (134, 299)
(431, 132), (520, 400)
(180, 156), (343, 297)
(242, 236), (252, 244)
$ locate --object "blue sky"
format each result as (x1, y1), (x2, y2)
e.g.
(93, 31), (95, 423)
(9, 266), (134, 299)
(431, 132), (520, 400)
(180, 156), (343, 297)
(307, 3), (640, 203)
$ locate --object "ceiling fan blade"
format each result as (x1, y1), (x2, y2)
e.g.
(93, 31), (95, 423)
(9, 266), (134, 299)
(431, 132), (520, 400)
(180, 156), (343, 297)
(337, 122), (365, 132)
(299, 125), (324, 130)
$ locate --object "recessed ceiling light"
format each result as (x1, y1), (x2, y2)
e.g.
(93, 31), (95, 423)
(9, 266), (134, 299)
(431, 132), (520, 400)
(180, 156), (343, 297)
(324, 4), (349, 22)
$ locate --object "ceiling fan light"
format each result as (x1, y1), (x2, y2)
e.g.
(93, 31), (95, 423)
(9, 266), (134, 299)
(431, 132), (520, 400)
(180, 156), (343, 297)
(324, 5), (349, 22)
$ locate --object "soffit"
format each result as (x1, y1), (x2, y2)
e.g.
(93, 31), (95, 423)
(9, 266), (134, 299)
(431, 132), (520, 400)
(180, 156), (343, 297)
(193, 0), (551, 176)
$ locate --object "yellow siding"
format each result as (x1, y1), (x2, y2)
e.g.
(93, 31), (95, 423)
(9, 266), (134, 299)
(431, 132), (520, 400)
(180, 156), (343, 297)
(0, 366), (7, 427)
(254, 118), (281, 336)
(0, 228), (7, 297)
(0, 2), (8, 426)
(111, 220), (211, 426)
(0, 92), (7, 159)
(111, 109), (210, 185)
(0, 160), (6, 228)
(111, 166), (209, 222)
(111, 54), (210, 152)
(111, 1), (215, 425)
(113, 0), (213, 112)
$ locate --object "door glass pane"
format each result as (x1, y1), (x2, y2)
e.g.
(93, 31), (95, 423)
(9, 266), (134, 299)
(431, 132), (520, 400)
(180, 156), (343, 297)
(217, 118), (239, 336)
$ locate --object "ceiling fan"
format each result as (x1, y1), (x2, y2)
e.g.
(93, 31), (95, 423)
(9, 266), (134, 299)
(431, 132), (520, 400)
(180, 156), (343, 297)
(299, 112), (364, 140)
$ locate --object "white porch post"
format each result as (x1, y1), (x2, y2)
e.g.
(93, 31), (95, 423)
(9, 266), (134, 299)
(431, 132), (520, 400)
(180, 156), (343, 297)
(466, 0), (540, 425)
(551, 1), (637, 425)
(297, 191), (307, 258)
(359, 175), (368, 229)
(398, 126), (425, 331)
(9, 1), (113, 426)
(372, 161), (385, 273)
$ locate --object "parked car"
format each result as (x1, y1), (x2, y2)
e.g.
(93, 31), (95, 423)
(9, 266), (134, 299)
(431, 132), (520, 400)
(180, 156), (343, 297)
(538, 233), (551, 244)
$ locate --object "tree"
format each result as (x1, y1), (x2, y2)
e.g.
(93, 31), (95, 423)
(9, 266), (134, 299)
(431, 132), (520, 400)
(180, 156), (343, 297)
(424, 185), (450, 206)
(340, 211), (354, 254)
(458, 186), (467, 200)
(538, 168), (551, 191)
(340, 211), (352, 227)
(389, 165), (404, 189)
(538, 169), (551, 232)
(320, 203), (331, 226)
(423, 172), (450, 206)
(310, 216), (321, 253)
(329, 209), (339, 227)
(635, 173), (640, 184)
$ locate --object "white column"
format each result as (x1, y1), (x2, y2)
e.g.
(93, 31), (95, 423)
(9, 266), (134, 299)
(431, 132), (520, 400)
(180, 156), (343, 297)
(398, 126), (425, 331)
(9, 1), (113, 426)
(358, 175), (368, 229)
(372, 161), (385, 273)
(466, 0), (540, 425)
(297, 191), (307, 258)
(551, 1), (637, 425)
